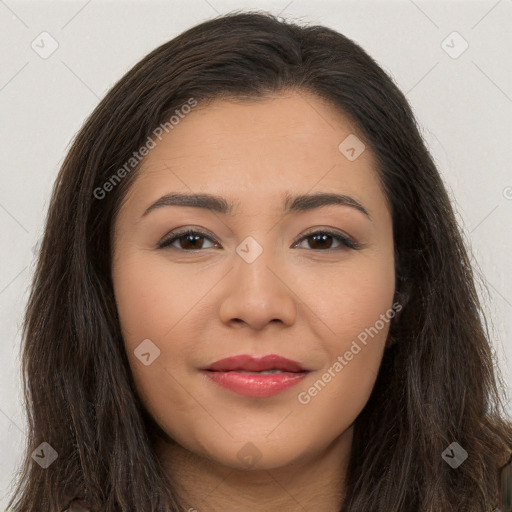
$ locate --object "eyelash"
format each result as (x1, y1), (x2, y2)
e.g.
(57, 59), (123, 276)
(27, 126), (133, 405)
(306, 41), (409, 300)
(157, 228), (362, 252)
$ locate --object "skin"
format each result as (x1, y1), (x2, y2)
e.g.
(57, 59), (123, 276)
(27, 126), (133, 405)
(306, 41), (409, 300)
(111, 90), (396, 511)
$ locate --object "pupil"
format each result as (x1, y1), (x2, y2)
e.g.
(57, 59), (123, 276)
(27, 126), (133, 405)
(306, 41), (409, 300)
(310, 234), (331, 249)
(183, 234), (202, 249)
(177, 233), (334, 250)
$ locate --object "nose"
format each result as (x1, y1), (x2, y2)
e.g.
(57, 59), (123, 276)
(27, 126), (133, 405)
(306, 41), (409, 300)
(218, 248), (298, 331)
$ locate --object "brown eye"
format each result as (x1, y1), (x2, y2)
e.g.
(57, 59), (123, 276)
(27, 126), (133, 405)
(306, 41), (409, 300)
(158, 230), (217, 250)
(294, 230), (360, 251)
(158, 228), (361, 252)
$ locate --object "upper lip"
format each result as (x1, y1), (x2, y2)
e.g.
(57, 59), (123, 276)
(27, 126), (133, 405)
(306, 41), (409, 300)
(202, 354), (309, 373)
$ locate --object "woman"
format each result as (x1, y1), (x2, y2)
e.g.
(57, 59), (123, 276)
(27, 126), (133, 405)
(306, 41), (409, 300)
(7, 10), (512, 512)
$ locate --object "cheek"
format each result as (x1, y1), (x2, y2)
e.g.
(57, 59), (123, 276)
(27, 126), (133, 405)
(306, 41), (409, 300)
(113, 252), (197, 343)
(297, 252), (394, 398)
(308, 248), (395, 345)
(292, 272), (395, 445)
(112, 252), (205, 406)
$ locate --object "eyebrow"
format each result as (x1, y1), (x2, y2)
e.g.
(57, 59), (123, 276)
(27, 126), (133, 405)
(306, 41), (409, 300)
(141, 192), (371, 220)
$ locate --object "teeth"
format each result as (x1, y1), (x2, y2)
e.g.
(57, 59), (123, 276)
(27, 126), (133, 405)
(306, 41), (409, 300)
(236, 370), (284, 374)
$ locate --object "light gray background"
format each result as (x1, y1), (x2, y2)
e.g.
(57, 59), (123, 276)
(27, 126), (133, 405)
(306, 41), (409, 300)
(1, 0), (511, 507)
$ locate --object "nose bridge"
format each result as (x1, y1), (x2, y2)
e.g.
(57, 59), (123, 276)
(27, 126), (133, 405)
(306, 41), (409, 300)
(219, 232), (298, 329)
(228, 208), (282, 269)
(234, 233), (284, 299)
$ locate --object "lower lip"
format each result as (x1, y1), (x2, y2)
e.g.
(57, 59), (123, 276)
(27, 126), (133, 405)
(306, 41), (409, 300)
(202, 370), (309, 398)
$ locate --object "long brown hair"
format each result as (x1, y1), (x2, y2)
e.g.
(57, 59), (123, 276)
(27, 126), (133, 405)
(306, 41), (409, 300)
(8, 10), (512, 511)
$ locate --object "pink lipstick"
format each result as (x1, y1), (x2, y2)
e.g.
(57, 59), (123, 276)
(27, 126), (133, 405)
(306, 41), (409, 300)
(201, 354), (310, 398)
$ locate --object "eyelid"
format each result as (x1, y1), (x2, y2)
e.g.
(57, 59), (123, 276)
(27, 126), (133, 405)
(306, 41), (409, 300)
(157, 226), (362, 251)
(295, 227), (361, 250)
(157, 226), (219, 250)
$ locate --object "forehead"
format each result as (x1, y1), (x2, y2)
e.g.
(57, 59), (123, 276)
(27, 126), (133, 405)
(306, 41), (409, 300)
(120, 91), (389, 218)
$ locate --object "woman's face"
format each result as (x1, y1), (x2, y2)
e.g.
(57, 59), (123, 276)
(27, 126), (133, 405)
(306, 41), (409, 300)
(111, 91), (395, 471)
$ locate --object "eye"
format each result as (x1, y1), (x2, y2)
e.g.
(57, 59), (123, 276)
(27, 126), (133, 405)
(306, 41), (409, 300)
(158, 229), (218, 251)
(293, 229), (361, 251)
(158, 228), (361, 252)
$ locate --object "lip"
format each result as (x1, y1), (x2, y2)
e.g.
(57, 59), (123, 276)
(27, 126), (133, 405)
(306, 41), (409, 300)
(203, 354), (309, 372)
(201, 354), (311, 398)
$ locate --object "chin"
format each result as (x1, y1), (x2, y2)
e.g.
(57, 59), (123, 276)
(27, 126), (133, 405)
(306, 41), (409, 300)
(198, 436), (313, 471)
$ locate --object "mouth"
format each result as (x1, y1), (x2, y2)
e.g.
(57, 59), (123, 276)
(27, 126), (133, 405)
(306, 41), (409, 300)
(201, 354), (311, 398)
(202, 353), (309, 373)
